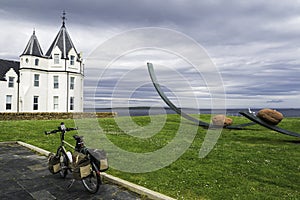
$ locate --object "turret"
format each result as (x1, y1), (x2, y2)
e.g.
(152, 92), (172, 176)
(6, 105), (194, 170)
(20, 30), (44, 68)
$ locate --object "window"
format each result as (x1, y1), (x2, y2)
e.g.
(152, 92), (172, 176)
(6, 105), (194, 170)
(53, 96), (59, 110)
(53, 76), (59, 89)
(70, 55), (75, 65)
(33, 96), (39, 110)
(54, 54), (60, 64)
(8, 77), (14, 88)
(35, 58), (39, 66)
(70, 97), (74, 110)
(34, 74), (39, 87)
(70, 77), (75, 90)
(6, 95), (12, 110)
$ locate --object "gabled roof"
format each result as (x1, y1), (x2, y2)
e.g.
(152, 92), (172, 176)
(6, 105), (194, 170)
(21, 30), (44, 57)
(0, 59), (20, 81)
(45, 23), (78, 59)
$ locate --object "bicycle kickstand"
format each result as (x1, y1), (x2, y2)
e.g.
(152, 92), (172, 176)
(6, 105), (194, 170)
(66, 179), (75, 190)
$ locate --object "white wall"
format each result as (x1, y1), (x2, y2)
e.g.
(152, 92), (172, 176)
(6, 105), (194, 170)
(0, 68), (19, 112)
(1, 33), (84, 113)
(19, 69), (49, 112)
(18, 48), (84, 112)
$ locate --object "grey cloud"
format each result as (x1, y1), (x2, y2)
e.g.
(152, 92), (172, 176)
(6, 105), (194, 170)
(1, 0), (300, 108)
(266, 100), (284, 103)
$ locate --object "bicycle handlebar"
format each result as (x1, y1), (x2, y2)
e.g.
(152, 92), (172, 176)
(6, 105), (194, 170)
(45, 127), (78, 135)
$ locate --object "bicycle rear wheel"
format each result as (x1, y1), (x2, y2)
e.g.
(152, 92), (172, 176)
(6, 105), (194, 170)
(81, 167), (101, 194)
(58, 150), (68, 178)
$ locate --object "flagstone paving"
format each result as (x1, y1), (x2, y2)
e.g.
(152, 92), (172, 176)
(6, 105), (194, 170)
(0, 142), (142, 200)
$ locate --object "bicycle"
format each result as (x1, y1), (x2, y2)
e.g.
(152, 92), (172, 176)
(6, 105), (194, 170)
(45, 122), (108, 194)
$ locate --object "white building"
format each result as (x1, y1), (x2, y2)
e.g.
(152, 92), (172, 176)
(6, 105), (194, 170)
(0, 17), (84, 112)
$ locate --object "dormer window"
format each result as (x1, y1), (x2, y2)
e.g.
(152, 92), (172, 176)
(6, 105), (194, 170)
(70, 55), (75, 65)
(54, 54), (60, 64)
(8, 77), (14, 88)
(35, 58), (39, 66)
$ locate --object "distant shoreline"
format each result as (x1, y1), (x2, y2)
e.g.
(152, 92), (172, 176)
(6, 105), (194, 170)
(84, 107), (300, 117)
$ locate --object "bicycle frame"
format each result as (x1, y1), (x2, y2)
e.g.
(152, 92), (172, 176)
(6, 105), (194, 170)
(45, 123), (102, 193)
(57, 131), (75, 157)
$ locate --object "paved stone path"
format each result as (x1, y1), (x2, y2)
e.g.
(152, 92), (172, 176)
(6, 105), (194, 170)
(0, 143), (142, 200)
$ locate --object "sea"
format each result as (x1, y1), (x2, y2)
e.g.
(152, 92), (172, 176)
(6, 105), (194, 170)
(84, 107), (300, 117)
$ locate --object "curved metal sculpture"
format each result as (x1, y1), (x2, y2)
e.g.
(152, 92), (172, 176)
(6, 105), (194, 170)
(147, 62), (210, 127)
(147, 62), (253, 129)
(148, 62), (300, 138)
(239, 111), (300, 138)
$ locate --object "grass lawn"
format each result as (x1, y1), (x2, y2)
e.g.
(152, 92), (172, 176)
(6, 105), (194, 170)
(0, 114), (300, 199)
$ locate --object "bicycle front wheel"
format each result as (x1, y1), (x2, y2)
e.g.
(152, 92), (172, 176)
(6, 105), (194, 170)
(81, 168), (101, 194)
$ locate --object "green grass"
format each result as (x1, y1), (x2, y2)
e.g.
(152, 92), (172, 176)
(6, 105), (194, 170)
(1, 115), (300, 199)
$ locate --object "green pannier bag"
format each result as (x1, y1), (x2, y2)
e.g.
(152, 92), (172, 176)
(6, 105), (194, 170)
(87, 149), (109, 172)
(72, 151), (91, 180)
(48, 153), (60, 174)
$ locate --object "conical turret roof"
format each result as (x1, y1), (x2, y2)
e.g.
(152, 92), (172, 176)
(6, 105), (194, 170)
(21, 30), (44, 57)
(45, 23), (78, 59)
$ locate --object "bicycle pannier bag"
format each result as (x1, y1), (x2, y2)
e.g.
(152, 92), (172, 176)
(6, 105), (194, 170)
(72, 151), (91, 179)
(88, 149), (109, 172)
(48, 153), (60, 174)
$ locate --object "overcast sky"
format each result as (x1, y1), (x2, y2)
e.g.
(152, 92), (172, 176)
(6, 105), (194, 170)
(1, 0), (300, 109)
